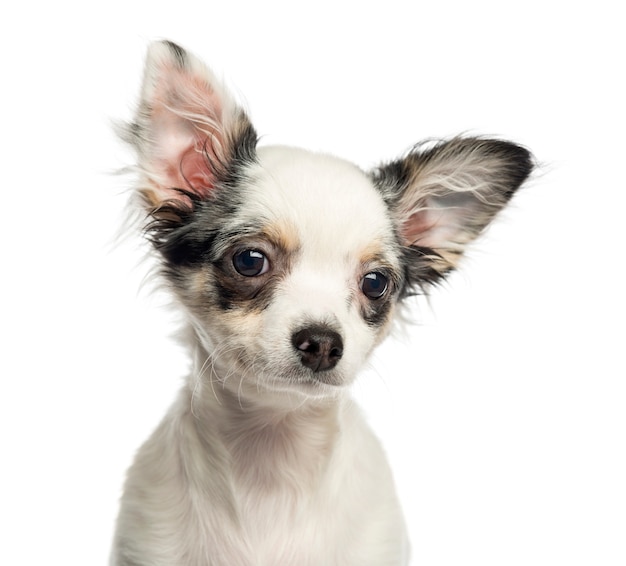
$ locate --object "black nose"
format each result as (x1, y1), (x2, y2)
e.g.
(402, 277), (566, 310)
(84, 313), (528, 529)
(292, 325), (344, 372)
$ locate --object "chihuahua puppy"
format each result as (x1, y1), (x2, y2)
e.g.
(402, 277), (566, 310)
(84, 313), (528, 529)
(111, 40), (532, 566)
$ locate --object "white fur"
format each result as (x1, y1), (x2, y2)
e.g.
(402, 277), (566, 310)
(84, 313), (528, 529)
(111, 40), (531, 566)
(114, 386), (409, 566)
(111, 146), (410, 566)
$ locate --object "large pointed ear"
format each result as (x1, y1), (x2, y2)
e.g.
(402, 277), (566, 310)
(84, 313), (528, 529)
(123, 41), (257, 212)
(372, 137), (533, 290)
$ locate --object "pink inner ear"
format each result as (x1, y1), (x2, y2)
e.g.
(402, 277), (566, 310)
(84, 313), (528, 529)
(402, 207), (460, 249)
(402, 210), (431, 244)
(174, 143), (215, 200)
(403, 209), (439, 247)
(146, 61), (227, 203)
(150, 128), (218, 204)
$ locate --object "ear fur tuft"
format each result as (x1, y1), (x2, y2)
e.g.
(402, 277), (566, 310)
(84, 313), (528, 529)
(372, 137), (533, 292)
(123, 41), (257, 215)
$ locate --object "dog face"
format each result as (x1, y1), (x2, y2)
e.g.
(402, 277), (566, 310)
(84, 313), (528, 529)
(125, 41), (532, 399)
(146, 142), (404, 397)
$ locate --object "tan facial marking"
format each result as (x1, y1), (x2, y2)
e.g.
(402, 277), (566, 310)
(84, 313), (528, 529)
(261, 220), (301, 254)
(357, 241), (386, 268)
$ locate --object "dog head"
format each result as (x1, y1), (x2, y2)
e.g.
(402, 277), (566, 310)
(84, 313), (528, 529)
(124, 41), (532, 400)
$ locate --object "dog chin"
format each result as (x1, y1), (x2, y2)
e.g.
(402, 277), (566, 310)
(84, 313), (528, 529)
(253, 367), (348, 401)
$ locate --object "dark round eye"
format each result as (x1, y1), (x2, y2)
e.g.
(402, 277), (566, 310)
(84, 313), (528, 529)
(233, 249), (269, 277)
(361, 272), (388, 300)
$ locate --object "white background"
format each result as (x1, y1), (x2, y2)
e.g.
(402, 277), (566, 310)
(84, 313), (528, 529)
(1, 1), (624, 564)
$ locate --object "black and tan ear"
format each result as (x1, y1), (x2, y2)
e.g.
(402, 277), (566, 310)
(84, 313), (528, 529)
(372, 137), (533, 291)
(123, 40), (257, 212)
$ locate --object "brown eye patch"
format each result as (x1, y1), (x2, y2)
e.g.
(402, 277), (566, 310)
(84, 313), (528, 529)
(212, 221), (300, 312)
(357, 253), (401, 327)
(359, 270), (397, 327)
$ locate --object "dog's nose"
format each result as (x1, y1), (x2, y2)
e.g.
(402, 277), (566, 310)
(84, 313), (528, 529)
(292, 325), (344, 372)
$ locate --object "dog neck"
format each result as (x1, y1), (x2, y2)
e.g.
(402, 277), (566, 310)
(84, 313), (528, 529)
(187, 342), (343, 495)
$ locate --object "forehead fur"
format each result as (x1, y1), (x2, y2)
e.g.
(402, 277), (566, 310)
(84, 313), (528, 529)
(237, 146), (398, 262)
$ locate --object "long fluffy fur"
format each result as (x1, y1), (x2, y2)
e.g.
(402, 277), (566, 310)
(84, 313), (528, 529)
(111, 41), (533, 566)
